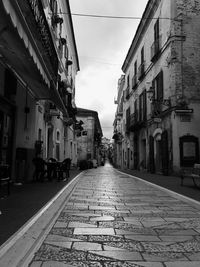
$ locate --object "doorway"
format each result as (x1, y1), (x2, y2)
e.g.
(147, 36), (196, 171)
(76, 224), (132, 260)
(155, 139), (162, 173)
(47, 127), (53, 159)
(0, 110), (13, 165)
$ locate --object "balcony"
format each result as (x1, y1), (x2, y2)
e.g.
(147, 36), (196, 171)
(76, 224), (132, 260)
(27, 0), (59, 78)
(129, 111), (146, 132)
(130, 112), (138, 127)
(138, 62), (145, 81)
(151, 100), (162, 117)
(132, 75), (137, 90)
(151, 36), (162, 62)
(0, 0), (60, 99)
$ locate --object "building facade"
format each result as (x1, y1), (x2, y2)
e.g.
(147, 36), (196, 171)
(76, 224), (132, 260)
(76, 108), (103, 166)
(113, 0), (200, 175)
(113, 75), (124, 168)
(0, 0), (79, 182)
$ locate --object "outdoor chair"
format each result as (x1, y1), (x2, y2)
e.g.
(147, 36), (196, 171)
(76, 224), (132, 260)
(46, 158), (58, 181)
(32, 157), (47, 182)
(57, 158), (71, 181)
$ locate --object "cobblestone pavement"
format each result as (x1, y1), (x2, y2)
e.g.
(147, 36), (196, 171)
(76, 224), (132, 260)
(29, 163), (200, 267)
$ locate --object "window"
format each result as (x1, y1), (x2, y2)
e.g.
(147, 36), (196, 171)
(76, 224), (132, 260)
(138, 47), (145, 80)
(154, 19), (159, 42)
(154, 70), (163, 101)
(134, 61), (137, 75)
(151, 18), (161, 61)
(134, 99), (138, 122)
(141, 47), (144, 65)
(49, 0), (57, 14)
(56, 130), (60, 142)
(139, 90), (147, 121)
(126, 107), (130, 131)
(64, 42), (69, 59)
(127, 74), (130, 88)
(151, 70), (164, 116)
(132, 61), (137, 89)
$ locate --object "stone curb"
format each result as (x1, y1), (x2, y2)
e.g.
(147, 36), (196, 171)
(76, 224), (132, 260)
(0, 172), (84, 267)
(116, 169), (200, 209)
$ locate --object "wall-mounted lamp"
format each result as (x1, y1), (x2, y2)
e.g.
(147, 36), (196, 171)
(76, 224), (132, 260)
(146, 87), (154, 102)
(147, 87), (171, 107)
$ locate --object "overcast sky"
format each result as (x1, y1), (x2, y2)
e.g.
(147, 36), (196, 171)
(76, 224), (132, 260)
(69, 0), (149, 139)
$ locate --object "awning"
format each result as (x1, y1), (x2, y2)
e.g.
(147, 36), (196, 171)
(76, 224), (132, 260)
(1, 0), (50, 87)
(0, 0), (68, 116)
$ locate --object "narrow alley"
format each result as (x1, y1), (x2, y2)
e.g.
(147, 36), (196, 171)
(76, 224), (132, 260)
(1, 163), (200, 266)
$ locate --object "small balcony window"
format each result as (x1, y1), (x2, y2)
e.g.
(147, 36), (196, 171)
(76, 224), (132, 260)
(138, 62), (145, 81)
(151, 36), (162, 62)
(132, 74), (137, 90)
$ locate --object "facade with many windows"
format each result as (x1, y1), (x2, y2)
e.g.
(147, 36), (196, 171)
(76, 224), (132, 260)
(113, 0), (200, 175)
(0, 0), (79, 182)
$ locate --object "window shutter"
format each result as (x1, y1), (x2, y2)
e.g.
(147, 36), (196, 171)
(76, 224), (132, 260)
(143, 89), (147, 120)
(158, 70), (163, 101)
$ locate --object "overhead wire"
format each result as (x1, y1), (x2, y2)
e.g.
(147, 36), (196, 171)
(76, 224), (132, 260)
(58, 12), (171, 20)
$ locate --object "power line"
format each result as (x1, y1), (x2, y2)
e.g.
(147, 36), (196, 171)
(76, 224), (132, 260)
(59, 12), (171, 20)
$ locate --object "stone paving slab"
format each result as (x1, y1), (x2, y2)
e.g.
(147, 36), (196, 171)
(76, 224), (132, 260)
(25, 163), (200, 266)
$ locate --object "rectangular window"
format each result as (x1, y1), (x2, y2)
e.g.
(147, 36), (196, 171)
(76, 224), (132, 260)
(134, 99), (138, 121)
(151, 71), (164, 115)
(155, 70), (163, 101)
(126, 107), (130, 129)
(134, 61), (137, 75)
(127, 74), (130, 88)
(138, 47), (145, 80)
(154, 19), (159, 41)
(139, 90), (147, 121)
(141, 47), (144, 64)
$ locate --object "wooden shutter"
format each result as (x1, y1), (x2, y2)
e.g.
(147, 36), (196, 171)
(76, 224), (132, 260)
(143, 90), (147, 121)
(157, 70), (163, 101)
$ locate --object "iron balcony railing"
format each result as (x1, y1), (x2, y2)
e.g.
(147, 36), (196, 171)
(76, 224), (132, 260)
(130, 112), (138, 128)
(27, 0), (58, 78)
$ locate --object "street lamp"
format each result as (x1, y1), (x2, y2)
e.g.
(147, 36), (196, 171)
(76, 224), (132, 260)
(147, 86), (171, 107)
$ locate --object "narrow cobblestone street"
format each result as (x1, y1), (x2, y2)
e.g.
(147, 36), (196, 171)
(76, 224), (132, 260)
(21, 162), (200, 267)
